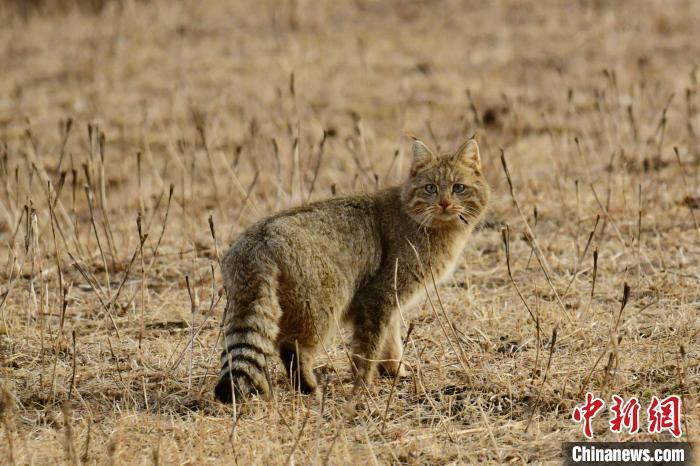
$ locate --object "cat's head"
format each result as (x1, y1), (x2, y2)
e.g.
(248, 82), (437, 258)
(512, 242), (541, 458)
(401, 138), (490, 229)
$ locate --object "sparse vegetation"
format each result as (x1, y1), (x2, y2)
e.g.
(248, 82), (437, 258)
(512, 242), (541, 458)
(0, 1), (698, 464)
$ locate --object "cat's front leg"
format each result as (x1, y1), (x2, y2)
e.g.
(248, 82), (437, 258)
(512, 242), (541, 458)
(349, 291), (394, 392)
(378, 311), (408, 378)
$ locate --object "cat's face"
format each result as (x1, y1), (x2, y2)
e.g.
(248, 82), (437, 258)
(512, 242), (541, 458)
(401, 139), (490, 229)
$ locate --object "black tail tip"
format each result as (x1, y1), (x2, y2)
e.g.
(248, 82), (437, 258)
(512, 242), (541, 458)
(214, 378), (234, 403)
(214, 375), (266, 403)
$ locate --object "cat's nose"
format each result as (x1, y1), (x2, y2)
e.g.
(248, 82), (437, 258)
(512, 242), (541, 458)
(438, 199), (450, 210)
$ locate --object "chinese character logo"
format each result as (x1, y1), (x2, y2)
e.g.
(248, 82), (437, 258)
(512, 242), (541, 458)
(609, 395), (640, 434)
(572, 392), (606, 439)
(647, 395), (682, 438)
(572, 393), (683, 438)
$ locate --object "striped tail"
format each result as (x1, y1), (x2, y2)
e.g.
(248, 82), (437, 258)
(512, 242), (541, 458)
(214, 260), (281, 403)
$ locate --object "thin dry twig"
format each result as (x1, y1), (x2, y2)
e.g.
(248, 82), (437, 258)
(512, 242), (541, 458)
(500, 149), (573, 323)
(579, 283), (631, 396)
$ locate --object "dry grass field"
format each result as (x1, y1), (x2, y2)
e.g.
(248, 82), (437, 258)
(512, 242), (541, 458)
(0, 0), (699, 464)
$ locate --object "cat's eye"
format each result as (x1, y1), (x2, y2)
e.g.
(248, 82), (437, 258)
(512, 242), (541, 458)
(452, 183), (467, 194)
(424, 184), (438, 194)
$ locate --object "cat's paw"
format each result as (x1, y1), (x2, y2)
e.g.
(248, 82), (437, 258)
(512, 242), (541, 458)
(378, 361), (409, 378)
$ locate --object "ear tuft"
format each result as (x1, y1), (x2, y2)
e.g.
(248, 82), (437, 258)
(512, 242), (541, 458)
(453, 139), (481, 167)
(411, 139), (435, 163)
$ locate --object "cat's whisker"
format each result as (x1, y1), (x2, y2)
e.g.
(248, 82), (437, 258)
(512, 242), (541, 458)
(411, 208), (434, 229)
(418, 212), (434, 230)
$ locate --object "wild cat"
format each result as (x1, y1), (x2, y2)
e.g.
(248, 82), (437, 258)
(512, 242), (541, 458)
(214, 137), (490, 403)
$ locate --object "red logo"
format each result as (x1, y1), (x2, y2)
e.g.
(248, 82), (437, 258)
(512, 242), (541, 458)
(647, 395), (682, 438)
(609, 395), (641, 434)
(572, 393), (683, 438)
(572, 392), (606, 438)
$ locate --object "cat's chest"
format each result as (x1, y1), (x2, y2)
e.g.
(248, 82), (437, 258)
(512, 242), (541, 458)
(396, 237), (466, 310)
(432, 236), (468, 283)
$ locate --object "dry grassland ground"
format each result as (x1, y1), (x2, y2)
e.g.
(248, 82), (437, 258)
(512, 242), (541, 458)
(0, 0), (699, 464)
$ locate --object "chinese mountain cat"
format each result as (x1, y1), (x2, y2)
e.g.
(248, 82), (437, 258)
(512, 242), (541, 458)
(215, 137), (490, 403)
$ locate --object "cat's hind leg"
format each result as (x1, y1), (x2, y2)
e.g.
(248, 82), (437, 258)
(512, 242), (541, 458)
(279, 341), (318, 394)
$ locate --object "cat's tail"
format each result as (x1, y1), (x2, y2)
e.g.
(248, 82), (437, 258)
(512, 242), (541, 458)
(214, 257), (281, 403)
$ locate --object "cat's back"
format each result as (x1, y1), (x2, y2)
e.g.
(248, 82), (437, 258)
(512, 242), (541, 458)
(223, 190), (394, 284)
(244, 192), (378, 244)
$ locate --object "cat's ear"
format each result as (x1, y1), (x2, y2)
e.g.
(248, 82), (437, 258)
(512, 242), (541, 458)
(453, 139), (481, 168)
(410, 139), (436, 173)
